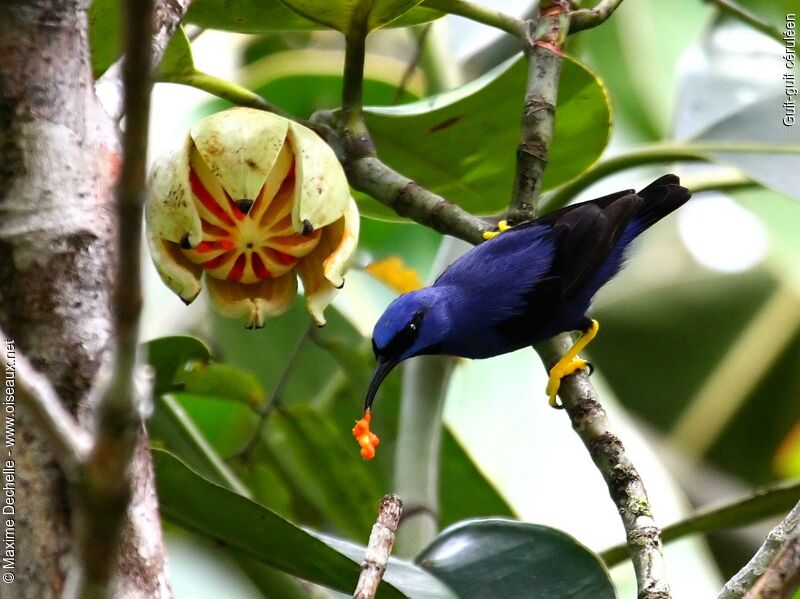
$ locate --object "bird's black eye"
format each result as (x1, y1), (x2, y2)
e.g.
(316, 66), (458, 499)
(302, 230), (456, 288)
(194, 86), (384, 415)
(381, 311), (424, 360)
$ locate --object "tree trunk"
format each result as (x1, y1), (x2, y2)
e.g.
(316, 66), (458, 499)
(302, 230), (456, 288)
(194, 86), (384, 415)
(0, 1), (169, 596)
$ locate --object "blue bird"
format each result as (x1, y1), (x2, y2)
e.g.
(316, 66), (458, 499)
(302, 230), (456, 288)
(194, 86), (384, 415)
(352, 175), (690, 459)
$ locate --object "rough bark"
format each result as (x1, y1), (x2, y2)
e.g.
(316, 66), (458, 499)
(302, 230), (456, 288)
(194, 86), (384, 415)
(0, 1), (168, 597)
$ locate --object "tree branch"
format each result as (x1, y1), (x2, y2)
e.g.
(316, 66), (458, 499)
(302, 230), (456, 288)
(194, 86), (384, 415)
(353, 494), (403, 599)
(509, 2), (569, 220)
(345, 156), (490, 244)
(0, 330), (91, 475)
(73, 0), (156, 592)
(95, 0), (193, 121)
(719, 500), (800, 599)
(536, 338), (670, 598)
(505, 7), (670, 593)
(744, 529), (800, 599)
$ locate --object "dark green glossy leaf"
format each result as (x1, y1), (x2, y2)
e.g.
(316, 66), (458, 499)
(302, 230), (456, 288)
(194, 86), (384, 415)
(361, 54), (610, 219)
(144, 335), (212, 394)
(153, 449), (406, 597)
(185, 0), (438, 33)
(417, 519), (617, 599)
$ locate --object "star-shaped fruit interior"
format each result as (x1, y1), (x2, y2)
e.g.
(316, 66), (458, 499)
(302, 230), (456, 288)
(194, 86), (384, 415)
(180, 143), (321, 282)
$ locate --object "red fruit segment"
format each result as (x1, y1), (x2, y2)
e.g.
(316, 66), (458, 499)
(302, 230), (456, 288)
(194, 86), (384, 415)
(227, 253), (247, 281)
(190, 168), (235, 227)
(251, 252), (272, 279)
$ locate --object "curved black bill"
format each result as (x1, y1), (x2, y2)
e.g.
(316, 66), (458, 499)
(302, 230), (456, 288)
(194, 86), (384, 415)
(364, 356), (398, 412)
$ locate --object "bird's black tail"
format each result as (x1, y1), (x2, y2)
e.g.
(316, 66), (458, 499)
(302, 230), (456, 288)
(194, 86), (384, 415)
(633, 174), (691, 230)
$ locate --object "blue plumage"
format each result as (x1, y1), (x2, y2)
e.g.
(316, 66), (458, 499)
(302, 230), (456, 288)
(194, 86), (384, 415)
(364, 175), (691, 412)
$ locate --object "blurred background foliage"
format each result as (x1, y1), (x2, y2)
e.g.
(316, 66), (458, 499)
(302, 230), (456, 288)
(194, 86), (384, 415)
(92, 0), (800, 596)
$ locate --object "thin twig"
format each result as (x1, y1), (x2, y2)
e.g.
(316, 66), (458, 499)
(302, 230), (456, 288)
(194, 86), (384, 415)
(340, 2), (375, 160)
(353, 494), (403, 599)
(95, 0), (194, 121)
(707, 0), (782, 42)
(73, 0), (155, 592)
(569, 0), (626, 34)
(537, 336), (670, 599)
(0, 329), (91, 475)
(393, 23), (432, 104)
(421, 0), (524, 38)
(744, 529), (800, 599)
(235, 324), (311, 462)
(719, 500), (800, 599)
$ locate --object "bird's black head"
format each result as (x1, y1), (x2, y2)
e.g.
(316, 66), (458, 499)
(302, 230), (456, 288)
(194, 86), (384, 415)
(365, 288), (446, 411)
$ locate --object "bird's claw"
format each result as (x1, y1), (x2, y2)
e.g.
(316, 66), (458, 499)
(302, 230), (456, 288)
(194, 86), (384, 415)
(546, 358), (590, 409)
(482, 220), (512, 240)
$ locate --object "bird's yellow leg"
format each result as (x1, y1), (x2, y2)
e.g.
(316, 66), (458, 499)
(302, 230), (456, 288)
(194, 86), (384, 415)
(546, 319), (599, 408)
(482, 220), (512, 240)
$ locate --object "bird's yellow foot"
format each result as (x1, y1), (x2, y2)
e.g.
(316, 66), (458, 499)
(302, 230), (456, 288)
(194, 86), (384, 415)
(482, 220), (512, 240)
(544, 319), (600, 408)
(352, 409), (380, 460)
(546, 358), (590, 408)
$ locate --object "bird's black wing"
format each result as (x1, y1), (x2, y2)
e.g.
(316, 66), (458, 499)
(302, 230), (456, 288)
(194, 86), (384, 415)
(492, 193), (642, 341)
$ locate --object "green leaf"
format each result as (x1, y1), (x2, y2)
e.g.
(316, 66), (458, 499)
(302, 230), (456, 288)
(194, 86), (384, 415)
(278, 0), (424, 33)
(417, 519), (617, 599)
(144, 335), (212, 394)
(174, 361), (265, 409)
(360, 54), (610, 219)
(185, 0), (438, 33)
(153, 449), (398, 596)
(88, 0), (121, 77)
(158, 26), (195, 78)
(265, 405), (386, 539)
(150, 394), (251, 495)
(196, 48), (424, 119)
(155, 448), (454, 598)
